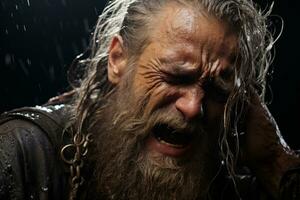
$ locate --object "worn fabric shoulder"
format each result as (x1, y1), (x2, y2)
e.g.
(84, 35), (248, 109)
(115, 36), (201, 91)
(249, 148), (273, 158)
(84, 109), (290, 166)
(0, 105), (72, 200)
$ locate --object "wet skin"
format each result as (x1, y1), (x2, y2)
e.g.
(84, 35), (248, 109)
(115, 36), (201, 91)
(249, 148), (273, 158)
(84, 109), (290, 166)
(131, 4), (238, 157)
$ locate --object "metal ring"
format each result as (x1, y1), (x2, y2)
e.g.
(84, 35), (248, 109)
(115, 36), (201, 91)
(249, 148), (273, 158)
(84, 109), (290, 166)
(73, 133), (85, 146)
(60, 144), (76, 165)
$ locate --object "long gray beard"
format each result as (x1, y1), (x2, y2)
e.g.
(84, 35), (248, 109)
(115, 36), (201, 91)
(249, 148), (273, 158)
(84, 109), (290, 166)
(88, 85), (220, 200)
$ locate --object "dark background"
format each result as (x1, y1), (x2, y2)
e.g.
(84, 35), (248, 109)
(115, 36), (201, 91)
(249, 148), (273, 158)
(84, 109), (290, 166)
(0, 0), (299, 148)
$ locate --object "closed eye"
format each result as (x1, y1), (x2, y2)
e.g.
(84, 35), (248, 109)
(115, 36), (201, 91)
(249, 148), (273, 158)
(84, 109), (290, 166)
(163, 73), (199, 85)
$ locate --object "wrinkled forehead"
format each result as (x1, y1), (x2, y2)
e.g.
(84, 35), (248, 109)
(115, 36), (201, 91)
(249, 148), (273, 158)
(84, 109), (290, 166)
(150, 2), (238, 58)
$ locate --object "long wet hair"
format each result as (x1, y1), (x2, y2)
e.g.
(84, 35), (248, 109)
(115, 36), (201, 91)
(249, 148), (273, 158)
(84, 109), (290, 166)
(69, 0), (276, 193)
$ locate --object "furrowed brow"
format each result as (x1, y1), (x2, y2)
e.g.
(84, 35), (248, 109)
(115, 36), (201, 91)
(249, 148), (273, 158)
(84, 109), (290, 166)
(158, 57), (202, 76)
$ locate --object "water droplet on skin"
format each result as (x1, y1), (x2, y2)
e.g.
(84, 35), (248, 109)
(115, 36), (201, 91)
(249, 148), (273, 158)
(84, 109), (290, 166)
(235, 78), (241, 88)
(246, 35), (250, 42)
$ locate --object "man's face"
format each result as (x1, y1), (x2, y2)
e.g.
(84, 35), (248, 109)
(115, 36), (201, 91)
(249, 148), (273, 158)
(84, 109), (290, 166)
(132, 4), (238, 158)
(93, 3), (238, 200)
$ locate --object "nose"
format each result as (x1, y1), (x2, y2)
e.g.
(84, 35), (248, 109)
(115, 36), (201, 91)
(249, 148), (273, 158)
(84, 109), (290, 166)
(175, 87), (204, 121)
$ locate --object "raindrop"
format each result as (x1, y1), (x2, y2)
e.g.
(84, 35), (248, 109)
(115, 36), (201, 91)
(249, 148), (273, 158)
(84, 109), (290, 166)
(10, 12), (14, 18)
(30, 194), (34, 199)
(23, 25), (27, 32)
(94, 7), (99, 15)
(16, 24), (19, 31)
(41, 186), (48, 192)
(26, 58), (32, 66)
(83, 18), (90, 33)
(4, 54), (12, 65)
(27, 0), (31, 7)
(235, 78), (241, 88)
(49, 65), (55, 82)
(55, 44), (64, 64)
(246, 35), (250, 42)
(5, 29), (8, 34)
(90, 91), (99, 100)
(15, 5), (18, 10)
(18, 59), (29, 76)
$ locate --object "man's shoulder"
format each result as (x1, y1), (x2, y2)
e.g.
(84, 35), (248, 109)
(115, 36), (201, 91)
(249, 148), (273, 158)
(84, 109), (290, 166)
(0, 104), (71, 199)
(0, 104), (71, 147)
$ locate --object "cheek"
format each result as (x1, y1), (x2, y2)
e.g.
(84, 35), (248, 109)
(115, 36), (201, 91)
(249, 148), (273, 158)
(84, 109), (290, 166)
(133, 77), (181, 116)
(143, 84), (175, 115)
(131, 71), (167, 113)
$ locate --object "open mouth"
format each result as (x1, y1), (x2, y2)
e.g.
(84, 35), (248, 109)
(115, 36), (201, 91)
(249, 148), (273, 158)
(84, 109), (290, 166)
(152, 123), (193, 148)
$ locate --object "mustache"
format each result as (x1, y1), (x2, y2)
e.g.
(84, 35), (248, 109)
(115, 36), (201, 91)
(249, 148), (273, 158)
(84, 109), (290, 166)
(91, 81), (206, 141)
(109, 105), (204, 140)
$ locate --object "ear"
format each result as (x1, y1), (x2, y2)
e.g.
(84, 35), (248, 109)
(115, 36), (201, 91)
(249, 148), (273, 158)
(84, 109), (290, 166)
(108, 35), (128, 85)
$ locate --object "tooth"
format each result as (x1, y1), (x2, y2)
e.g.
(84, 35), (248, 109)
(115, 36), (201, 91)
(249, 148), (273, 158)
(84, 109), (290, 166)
(159, 140), (184, 148)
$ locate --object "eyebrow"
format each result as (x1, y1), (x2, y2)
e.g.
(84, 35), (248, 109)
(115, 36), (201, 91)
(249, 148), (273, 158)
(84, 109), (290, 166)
(158, 57), (202, 75)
